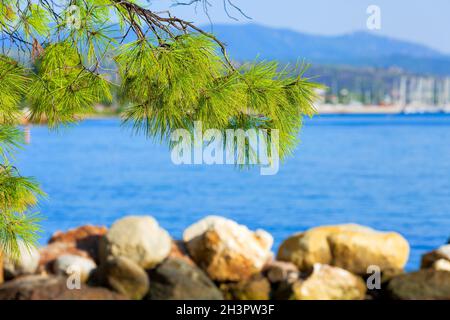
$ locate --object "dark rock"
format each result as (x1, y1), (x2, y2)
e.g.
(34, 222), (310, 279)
(220, 274), (271, 300)
(364, 269), (405, 301)
(387, 269), (450, 300)
(148, 258), (223, 300)
(0, 275), (127, 300)
(272, 280), (295, 300)
(104, 256), (149, 300)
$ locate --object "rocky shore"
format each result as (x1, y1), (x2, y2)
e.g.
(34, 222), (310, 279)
(0, 215), (449, 300)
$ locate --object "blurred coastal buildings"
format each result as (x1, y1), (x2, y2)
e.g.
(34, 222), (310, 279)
(395, 76), (450, 108)
(312, 66), (450, 112)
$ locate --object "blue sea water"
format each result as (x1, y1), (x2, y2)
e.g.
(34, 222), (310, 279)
(16, 114), (450, 270)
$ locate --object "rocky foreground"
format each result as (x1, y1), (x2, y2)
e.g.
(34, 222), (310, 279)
(0, 215), (449, 300)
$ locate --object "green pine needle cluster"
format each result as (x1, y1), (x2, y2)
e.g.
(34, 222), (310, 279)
(0, 0), (322, 256)
(0, 126), (44, 256)
(0, 165), (43, 257)
(0, 56), (29, 124)
(0, 55), (44, 256)
(119, 36), (320, 160)
(28, 42), (112, 126)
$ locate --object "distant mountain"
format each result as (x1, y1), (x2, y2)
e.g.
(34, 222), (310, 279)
(204, 24), (450, 76)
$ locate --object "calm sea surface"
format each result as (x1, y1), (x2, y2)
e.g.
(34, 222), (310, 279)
(16, 114), (450, 270)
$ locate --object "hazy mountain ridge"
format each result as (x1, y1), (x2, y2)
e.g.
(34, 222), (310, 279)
(204, 24), (450, 76)
(4, 23), (450, 75)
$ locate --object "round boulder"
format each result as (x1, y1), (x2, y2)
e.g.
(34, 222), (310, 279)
(99, 216), (171, 269)
(277, 225), (371, 271)
(104, 256), (149, 300)
(183, 216), (273, 282)
(148, 258), (223, 300)
(277, 224), (409, 275)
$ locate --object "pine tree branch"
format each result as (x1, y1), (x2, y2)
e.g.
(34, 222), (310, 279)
(111, 0), (236, 70)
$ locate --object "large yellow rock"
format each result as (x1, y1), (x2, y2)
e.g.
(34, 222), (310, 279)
(328, 230), (409, 274)
(291, 264), (366, 300)
(277, 224), (371, 271)
(277, 224), (409, 275)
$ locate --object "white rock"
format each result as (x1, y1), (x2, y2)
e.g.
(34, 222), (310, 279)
(53, 254), (97, 283)
(436, 245), (450, 259)
(433, 259), (450, 272)
(421, 244), (450, 269)
(4, 241), (40, 278)
(183, 216), (273, 281)
(100, 215), (172, 269)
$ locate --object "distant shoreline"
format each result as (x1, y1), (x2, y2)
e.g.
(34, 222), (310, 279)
(315, 104), (450, 115)
(20, 105), (450, 124)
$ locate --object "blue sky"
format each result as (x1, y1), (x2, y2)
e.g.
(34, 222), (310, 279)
(151, 0), (450, 54)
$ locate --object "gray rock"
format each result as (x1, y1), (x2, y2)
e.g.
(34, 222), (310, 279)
(387, 269), (450, 300)
(104, 256), (149, 300)
(148, 258), (223, 300)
